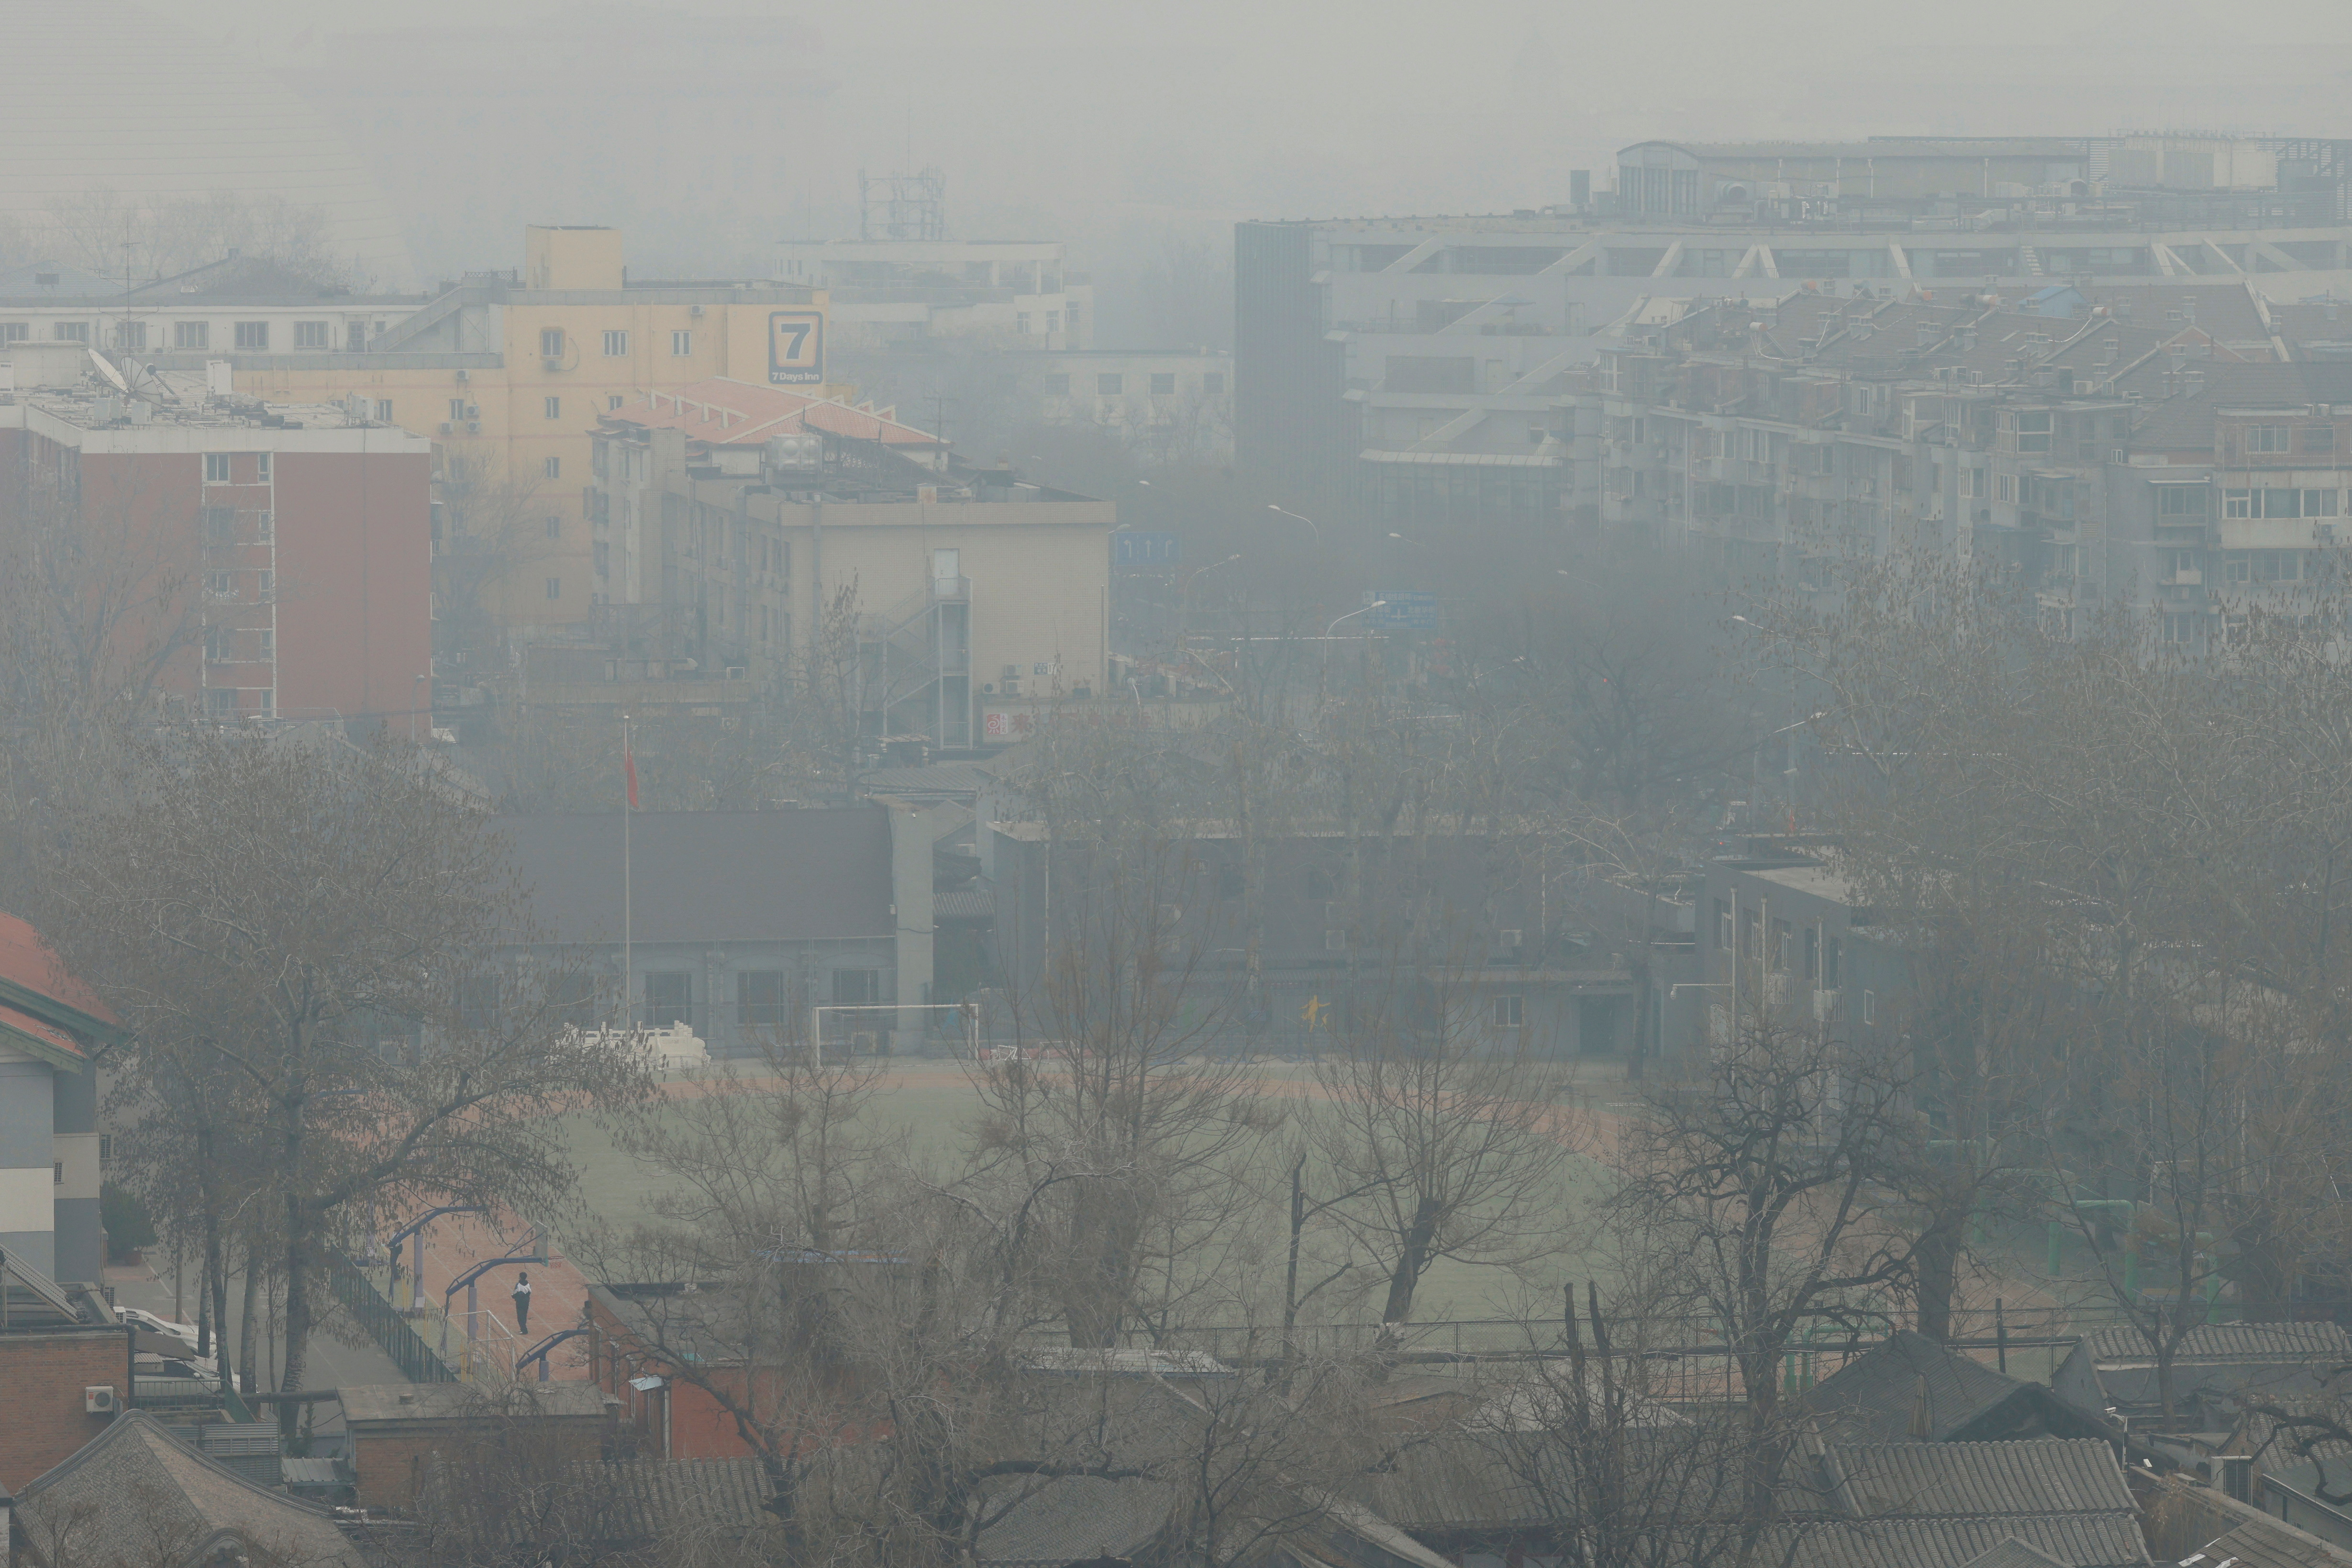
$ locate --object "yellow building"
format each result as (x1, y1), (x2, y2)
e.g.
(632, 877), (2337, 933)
(225, 226), (841, 631)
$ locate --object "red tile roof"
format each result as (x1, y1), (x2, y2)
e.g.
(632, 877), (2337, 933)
(0, 912), (118, 1063)
(610, 377), (945, 449)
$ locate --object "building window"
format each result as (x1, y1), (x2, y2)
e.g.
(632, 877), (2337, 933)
(233, 321), (268, 350)
(174, 321), (208, 350)
(112, 321), (146, 351)
(2156, 484), (2205, 520)
(1862, 989), (1877, 1024)
(737, 970), (787, 1029)
(203, 687), (236, 716)
(448, 398), (468, 423)
(2163, 611), (2199, 644)
(1491, 995), (1523, 1028)
(1324, 928), (1347, 952)
(205, 452), (231, 483)
(609, 394), (624, 411)
(348, 321), (368, 351)
(375, 399), (393, 421)
(1043, 373), (1070, 395)
(544, 515), (561, 539)
(203, 625), (227, 662)
(1046, 311), (1061, 333)
(545, 575), (563, 600)
(1149, 372), (1176, 395)
(2223, 489), (2253, 518)
(641, 971), (690, 1027)
(545, 395), (562, 420)
(544, 456), (562, 479)
(205, 570), (234, 597)
(294, 321), (331, 348)
(1204, 372), (1224, 394)
(602, 329), (629, 356)
(2308, 425), (2340, 454)
(55, 321), (89, 343)
(831, 968), (881, 1008)
(671, 329), (692, 356)
(1098, 373), (1123, 395)
(2251, 424), (2291, 453)
(593, 540), (609, 576)
(256, 452), (270, 480)
(201, 506), (235, 545)
(541, 327), (565, 358)
(1714, 899), (1732, 949)
(1016, 312), (1032, 334)
(0, 323), (25, 343)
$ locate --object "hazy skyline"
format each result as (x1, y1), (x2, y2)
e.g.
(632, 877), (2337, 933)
(144, 0), (2352, 239)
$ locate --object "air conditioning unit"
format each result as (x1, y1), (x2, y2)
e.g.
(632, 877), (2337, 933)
(850, 1031), (881, 1055)
(689, 304), (705, 317)
(466, 421), (481, 435)
(86, 1385), (117, 1414)
(725, 665), (746, 679)
(544, 357), (564, 372)
(981, 682), (996, 694)
(463, 404), (480, 419)
(455, 367), (470, 382)
(438, 422), (453, 435)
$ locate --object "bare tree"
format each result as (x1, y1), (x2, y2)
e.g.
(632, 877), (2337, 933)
(41, 724), (649, 1413)
(1310, 944), (1582, 1344)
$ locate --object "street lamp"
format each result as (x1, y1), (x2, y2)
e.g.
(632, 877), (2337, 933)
(1326, 601), (1387, 638)
(1267, 504), (1321, 544)
(1180, 554), (1243, 652)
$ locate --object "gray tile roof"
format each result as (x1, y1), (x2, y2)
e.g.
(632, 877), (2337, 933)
(1797, 1330), (2036, 1444)
(2189, 1517), (2352, 1568)
(496, 808), (892, 945)
(2080, 1324), (2350, 1365)
(16, 1411), (365, 1568)
(1758, 1516), (2149, 1568)
(972, 1474), (1173, 1567)
(1957, 1538), (2071, 1568)
(1825, 1439), (2135, 1520)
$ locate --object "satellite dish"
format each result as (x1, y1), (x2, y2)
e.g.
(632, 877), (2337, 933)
(87, 347), (129, 394)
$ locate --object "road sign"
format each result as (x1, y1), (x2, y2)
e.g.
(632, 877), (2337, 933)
(1365, 589), (1439, 630)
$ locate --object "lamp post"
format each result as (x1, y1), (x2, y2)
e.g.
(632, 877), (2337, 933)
(1267, 504), (1321, 544)
(1180, 553), (1242, 653)
(1326, 601), (1387, 640)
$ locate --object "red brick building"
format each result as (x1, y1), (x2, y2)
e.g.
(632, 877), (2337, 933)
(0, 366), (432, 731)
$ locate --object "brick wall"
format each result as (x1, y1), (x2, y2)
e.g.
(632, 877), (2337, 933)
(0, 1329), (129, 1490)
(349, 1418), (604, 1510)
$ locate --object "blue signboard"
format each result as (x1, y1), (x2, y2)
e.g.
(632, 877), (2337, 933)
(1114, 532), (1183, 566)
(1365, 589), (1439, 630)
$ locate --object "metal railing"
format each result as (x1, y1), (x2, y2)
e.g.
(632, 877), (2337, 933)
(327, 1247), (458, 1383)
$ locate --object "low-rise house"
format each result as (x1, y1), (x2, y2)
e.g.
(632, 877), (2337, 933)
(2052, 1323), (2350, 1432)
(0, 912), (125, 1284)
(499, 802), (954, 1058)
(0, 1252), (130, 1493)
(1797, 1330), (2119, 1446)
(337, 1381), (614, 1510)
(11, 1410), (366, 1568)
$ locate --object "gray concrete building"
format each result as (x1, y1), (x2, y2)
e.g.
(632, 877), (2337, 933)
(1237, 134), (2352, 533)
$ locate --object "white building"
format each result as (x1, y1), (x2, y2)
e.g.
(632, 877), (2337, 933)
(775, 240), (1093, 351)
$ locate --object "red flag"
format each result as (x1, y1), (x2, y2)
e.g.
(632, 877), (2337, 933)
(624, 743), (639, 810)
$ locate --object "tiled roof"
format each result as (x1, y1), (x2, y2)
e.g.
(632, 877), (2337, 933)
(338, 1381), (611, 1424)
(2081, 1323), (2350, 1364)
(2191, 1517), (2352, 1568)
(1959, 1538), (2072, 1568)
(1825, 1439), (2135, 1521)
(1797, 1330), (2035, 1444)
(0, 911), (122, 1067)
(1758, 1515), (2149, 1568)
(16, 1412), (365, 1568)
(973, 1474), (1173, 1567)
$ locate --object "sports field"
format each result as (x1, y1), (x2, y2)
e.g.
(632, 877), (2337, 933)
(550, 1058), (1620, 1326)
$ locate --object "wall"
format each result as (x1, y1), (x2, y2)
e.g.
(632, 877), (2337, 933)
(347, 1417), (605, 1509)
(0, 1329), (128, 1490)
(0, 1053), (55, 1276)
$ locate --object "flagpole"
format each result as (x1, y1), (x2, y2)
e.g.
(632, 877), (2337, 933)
(622, 711), (633, 1029)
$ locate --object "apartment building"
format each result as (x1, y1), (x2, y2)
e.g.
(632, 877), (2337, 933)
(0, 345), (432, 727)
(1564, 278), (2352, 646)
(588, 378), (1113, 752)
(1238, 134), (2352, 532)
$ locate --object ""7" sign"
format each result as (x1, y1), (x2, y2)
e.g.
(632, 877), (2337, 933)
(769, 311), (824, 386)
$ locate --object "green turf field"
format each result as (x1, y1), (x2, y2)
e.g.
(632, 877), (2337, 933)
(549, 1060), (1619, 1327)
